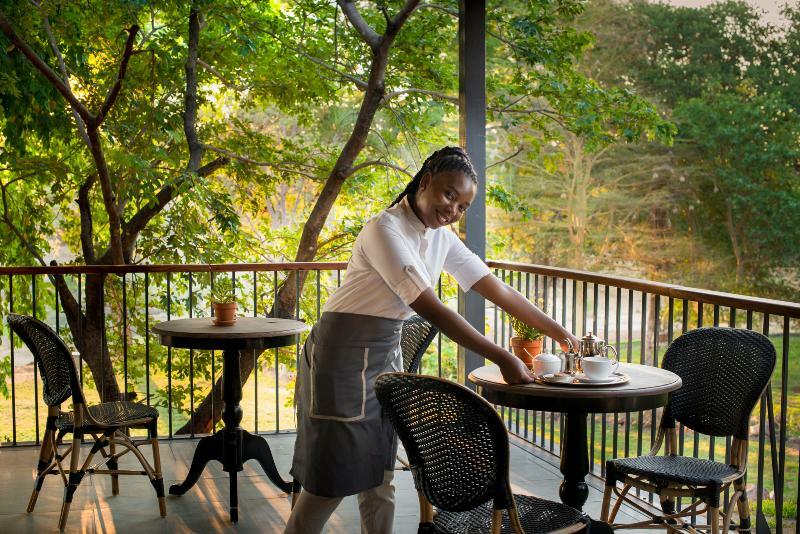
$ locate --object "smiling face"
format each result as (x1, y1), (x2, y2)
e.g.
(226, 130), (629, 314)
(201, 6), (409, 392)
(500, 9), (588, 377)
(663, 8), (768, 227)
(412, 170), (477, 229)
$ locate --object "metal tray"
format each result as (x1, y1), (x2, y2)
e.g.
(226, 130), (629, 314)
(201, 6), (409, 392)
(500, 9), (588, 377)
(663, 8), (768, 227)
(534, 372), (630, 387)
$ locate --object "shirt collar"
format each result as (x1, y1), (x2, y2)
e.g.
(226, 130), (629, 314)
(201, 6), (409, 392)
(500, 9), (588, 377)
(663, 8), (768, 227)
(400, 196), (429, 235)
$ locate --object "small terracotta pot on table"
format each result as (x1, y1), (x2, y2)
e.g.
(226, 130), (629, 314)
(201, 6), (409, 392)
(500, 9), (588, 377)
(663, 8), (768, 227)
(212, 302), (237, 326)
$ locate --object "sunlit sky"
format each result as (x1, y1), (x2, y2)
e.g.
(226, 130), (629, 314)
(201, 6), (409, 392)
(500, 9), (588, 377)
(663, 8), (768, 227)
(663, 0), (786, 25)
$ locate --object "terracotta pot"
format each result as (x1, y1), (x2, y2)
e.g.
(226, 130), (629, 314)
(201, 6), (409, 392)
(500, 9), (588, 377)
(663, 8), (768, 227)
(509, 337), (543, 367)
(212, 302), (237, 325)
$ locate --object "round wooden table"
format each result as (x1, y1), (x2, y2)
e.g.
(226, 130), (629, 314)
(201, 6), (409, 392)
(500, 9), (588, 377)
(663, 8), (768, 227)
(468, 363), (681, 511)
(153, 317), (307, 523)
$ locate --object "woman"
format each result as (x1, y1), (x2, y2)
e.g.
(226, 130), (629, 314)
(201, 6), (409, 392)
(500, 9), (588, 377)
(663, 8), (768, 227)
(285, 146), (579, 534)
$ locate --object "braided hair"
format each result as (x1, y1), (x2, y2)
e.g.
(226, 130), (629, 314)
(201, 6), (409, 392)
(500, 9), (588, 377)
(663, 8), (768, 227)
(390, 146), (477, 207)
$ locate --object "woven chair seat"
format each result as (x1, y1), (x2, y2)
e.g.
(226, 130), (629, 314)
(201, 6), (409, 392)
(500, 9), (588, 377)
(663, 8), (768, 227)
(431, 494), (589, 533)
(608, 455), (739, 488)
(56, 401), (159, 431)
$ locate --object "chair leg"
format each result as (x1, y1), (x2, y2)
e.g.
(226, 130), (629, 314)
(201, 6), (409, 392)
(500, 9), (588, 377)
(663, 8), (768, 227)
(709, 506), (720, 534)
(59, 433), (85, 531)
(109, 438), (119, 496)
(660, 495), (677, 526)
(149, 425), (166, 517)
(600, 484), (613, 522)
(734, 479), (751, 532)
(28, 426), (56, 513)
(490, 509), (503, 534)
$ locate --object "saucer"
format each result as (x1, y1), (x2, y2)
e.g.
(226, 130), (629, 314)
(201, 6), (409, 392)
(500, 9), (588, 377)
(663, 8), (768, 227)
(574, 373), (623, 384)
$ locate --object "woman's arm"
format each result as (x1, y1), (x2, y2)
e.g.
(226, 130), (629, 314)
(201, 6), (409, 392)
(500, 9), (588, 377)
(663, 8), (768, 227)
(471, 273), (580, 351)
(409, 288), (534, 384)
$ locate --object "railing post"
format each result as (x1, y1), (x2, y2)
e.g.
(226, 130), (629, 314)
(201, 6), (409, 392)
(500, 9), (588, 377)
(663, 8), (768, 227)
(457, 0), (486, 388)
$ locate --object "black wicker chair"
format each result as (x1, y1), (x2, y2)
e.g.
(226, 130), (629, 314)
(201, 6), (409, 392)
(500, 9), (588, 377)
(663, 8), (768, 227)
(376, 372), (607, 533)
(401, 314), (439, 374)
(7, 313), (166, 531)
(601, 327), (776, 533)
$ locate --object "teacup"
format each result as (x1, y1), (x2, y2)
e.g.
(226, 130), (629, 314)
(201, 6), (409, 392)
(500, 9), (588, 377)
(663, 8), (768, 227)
(581, 356), (619, 380)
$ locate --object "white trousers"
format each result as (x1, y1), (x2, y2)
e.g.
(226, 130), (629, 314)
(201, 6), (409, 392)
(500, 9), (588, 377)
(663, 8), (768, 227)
(284, 470), (395, 534)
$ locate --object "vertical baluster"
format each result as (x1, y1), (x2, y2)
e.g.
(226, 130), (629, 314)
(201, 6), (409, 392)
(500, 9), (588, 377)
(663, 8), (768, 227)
(636, 292), (647, 499)
(210, 272), (215, 431)
(625, 289), (633, 459)
(32, 275), (39, 443)
(189, 273), (194, 437)
(8, 275), (15, 444)
(253, 270), (258, 434)
(601, 285), (609, 477)
(274, 270), (279, 432)
(515, 271), (522, 435)
(590, 283), (598, 473)
(437, 277), (443, 377)
(145, 272), (150, 407)
(776, 316), (789, 529)
(544, 276), (552, 451)
(613, 286), (621, 464)
(524, 272), (531, 440)
(123, 274), (128, 400)
(167, 272), (172, 437)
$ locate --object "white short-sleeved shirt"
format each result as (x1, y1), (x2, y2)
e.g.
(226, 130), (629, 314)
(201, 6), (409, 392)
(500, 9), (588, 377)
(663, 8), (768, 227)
(323, 196), (491, 320)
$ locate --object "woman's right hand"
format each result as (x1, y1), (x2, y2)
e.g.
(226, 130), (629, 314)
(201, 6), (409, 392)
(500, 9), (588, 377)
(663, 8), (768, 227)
(498, 353), (535, 385)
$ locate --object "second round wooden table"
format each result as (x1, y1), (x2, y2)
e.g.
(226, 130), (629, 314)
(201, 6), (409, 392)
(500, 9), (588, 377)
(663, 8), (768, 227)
(153, 317), (307, 523)
(468, 363), (681, 511)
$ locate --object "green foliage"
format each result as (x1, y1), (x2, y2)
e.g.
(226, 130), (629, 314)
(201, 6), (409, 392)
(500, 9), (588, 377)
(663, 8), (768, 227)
(210, 276), (235, 304)
(509, 315), (543, 341)
(630, 0), (800, 287)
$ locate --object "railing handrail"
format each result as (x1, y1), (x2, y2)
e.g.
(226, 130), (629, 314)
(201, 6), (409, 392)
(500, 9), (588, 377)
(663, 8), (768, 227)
(487, 260), (800, 319)
(0, 260), (798, 318)
(0, 262), (350, 275)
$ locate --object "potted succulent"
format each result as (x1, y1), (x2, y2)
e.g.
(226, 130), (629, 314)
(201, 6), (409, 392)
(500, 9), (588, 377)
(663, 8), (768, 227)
(211, 277), (237, 325)
(509, 316), (544, 367)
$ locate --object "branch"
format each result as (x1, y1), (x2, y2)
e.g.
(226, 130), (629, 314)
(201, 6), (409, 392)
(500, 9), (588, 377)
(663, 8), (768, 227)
(119, 155), (229, 253)
(381, 87), (458, 105)
(184, 5), (203, 172)
(77, 173), (96, 263)
(0, 12), (91, 122)
(486, 147), (524, 170)
(35, 5), (90, 146)
(198, 58), (245, 91)
(0, 179), (46, 266)
(203, 145), (322, 179)
(337, 0), (381, 50)
(346, 159), (413, 178)
(261, 26), (369, 90)
(97, 25), (140, 124)
(387, 0), (421, 37)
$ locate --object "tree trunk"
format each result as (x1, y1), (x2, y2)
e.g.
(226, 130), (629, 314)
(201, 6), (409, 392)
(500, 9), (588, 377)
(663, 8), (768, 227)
(54, 273), (122, 402)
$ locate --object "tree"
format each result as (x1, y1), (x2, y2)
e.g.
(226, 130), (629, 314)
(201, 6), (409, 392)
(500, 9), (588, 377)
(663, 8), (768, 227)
(630, 0), (800, 291)
(486, 0), (674, 271)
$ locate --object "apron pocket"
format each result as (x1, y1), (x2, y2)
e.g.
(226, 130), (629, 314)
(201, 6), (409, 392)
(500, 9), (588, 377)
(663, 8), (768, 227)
(309, 341), (369, 422)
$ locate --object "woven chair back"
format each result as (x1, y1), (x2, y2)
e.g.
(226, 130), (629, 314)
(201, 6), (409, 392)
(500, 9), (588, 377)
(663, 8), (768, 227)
(375, 372), (511, 512)
(401, 315), (438, 373)
(7, 313), (84, 407)
(662, 327), (775, 439)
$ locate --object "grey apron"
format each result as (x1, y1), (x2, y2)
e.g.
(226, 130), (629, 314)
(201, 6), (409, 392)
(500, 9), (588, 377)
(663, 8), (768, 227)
(290, 311), (403, 498)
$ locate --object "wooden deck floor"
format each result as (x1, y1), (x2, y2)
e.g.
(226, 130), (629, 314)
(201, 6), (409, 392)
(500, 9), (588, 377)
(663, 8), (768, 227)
(0, 433), (648, 533)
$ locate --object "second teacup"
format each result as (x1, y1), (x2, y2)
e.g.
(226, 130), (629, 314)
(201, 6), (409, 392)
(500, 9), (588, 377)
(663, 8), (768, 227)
(581, 356), (619, 380)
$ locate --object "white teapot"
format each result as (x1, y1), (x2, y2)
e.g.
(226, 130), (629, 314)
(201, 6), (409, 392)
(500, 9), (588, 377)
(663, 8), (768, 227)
(532, 352), (562, 377)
